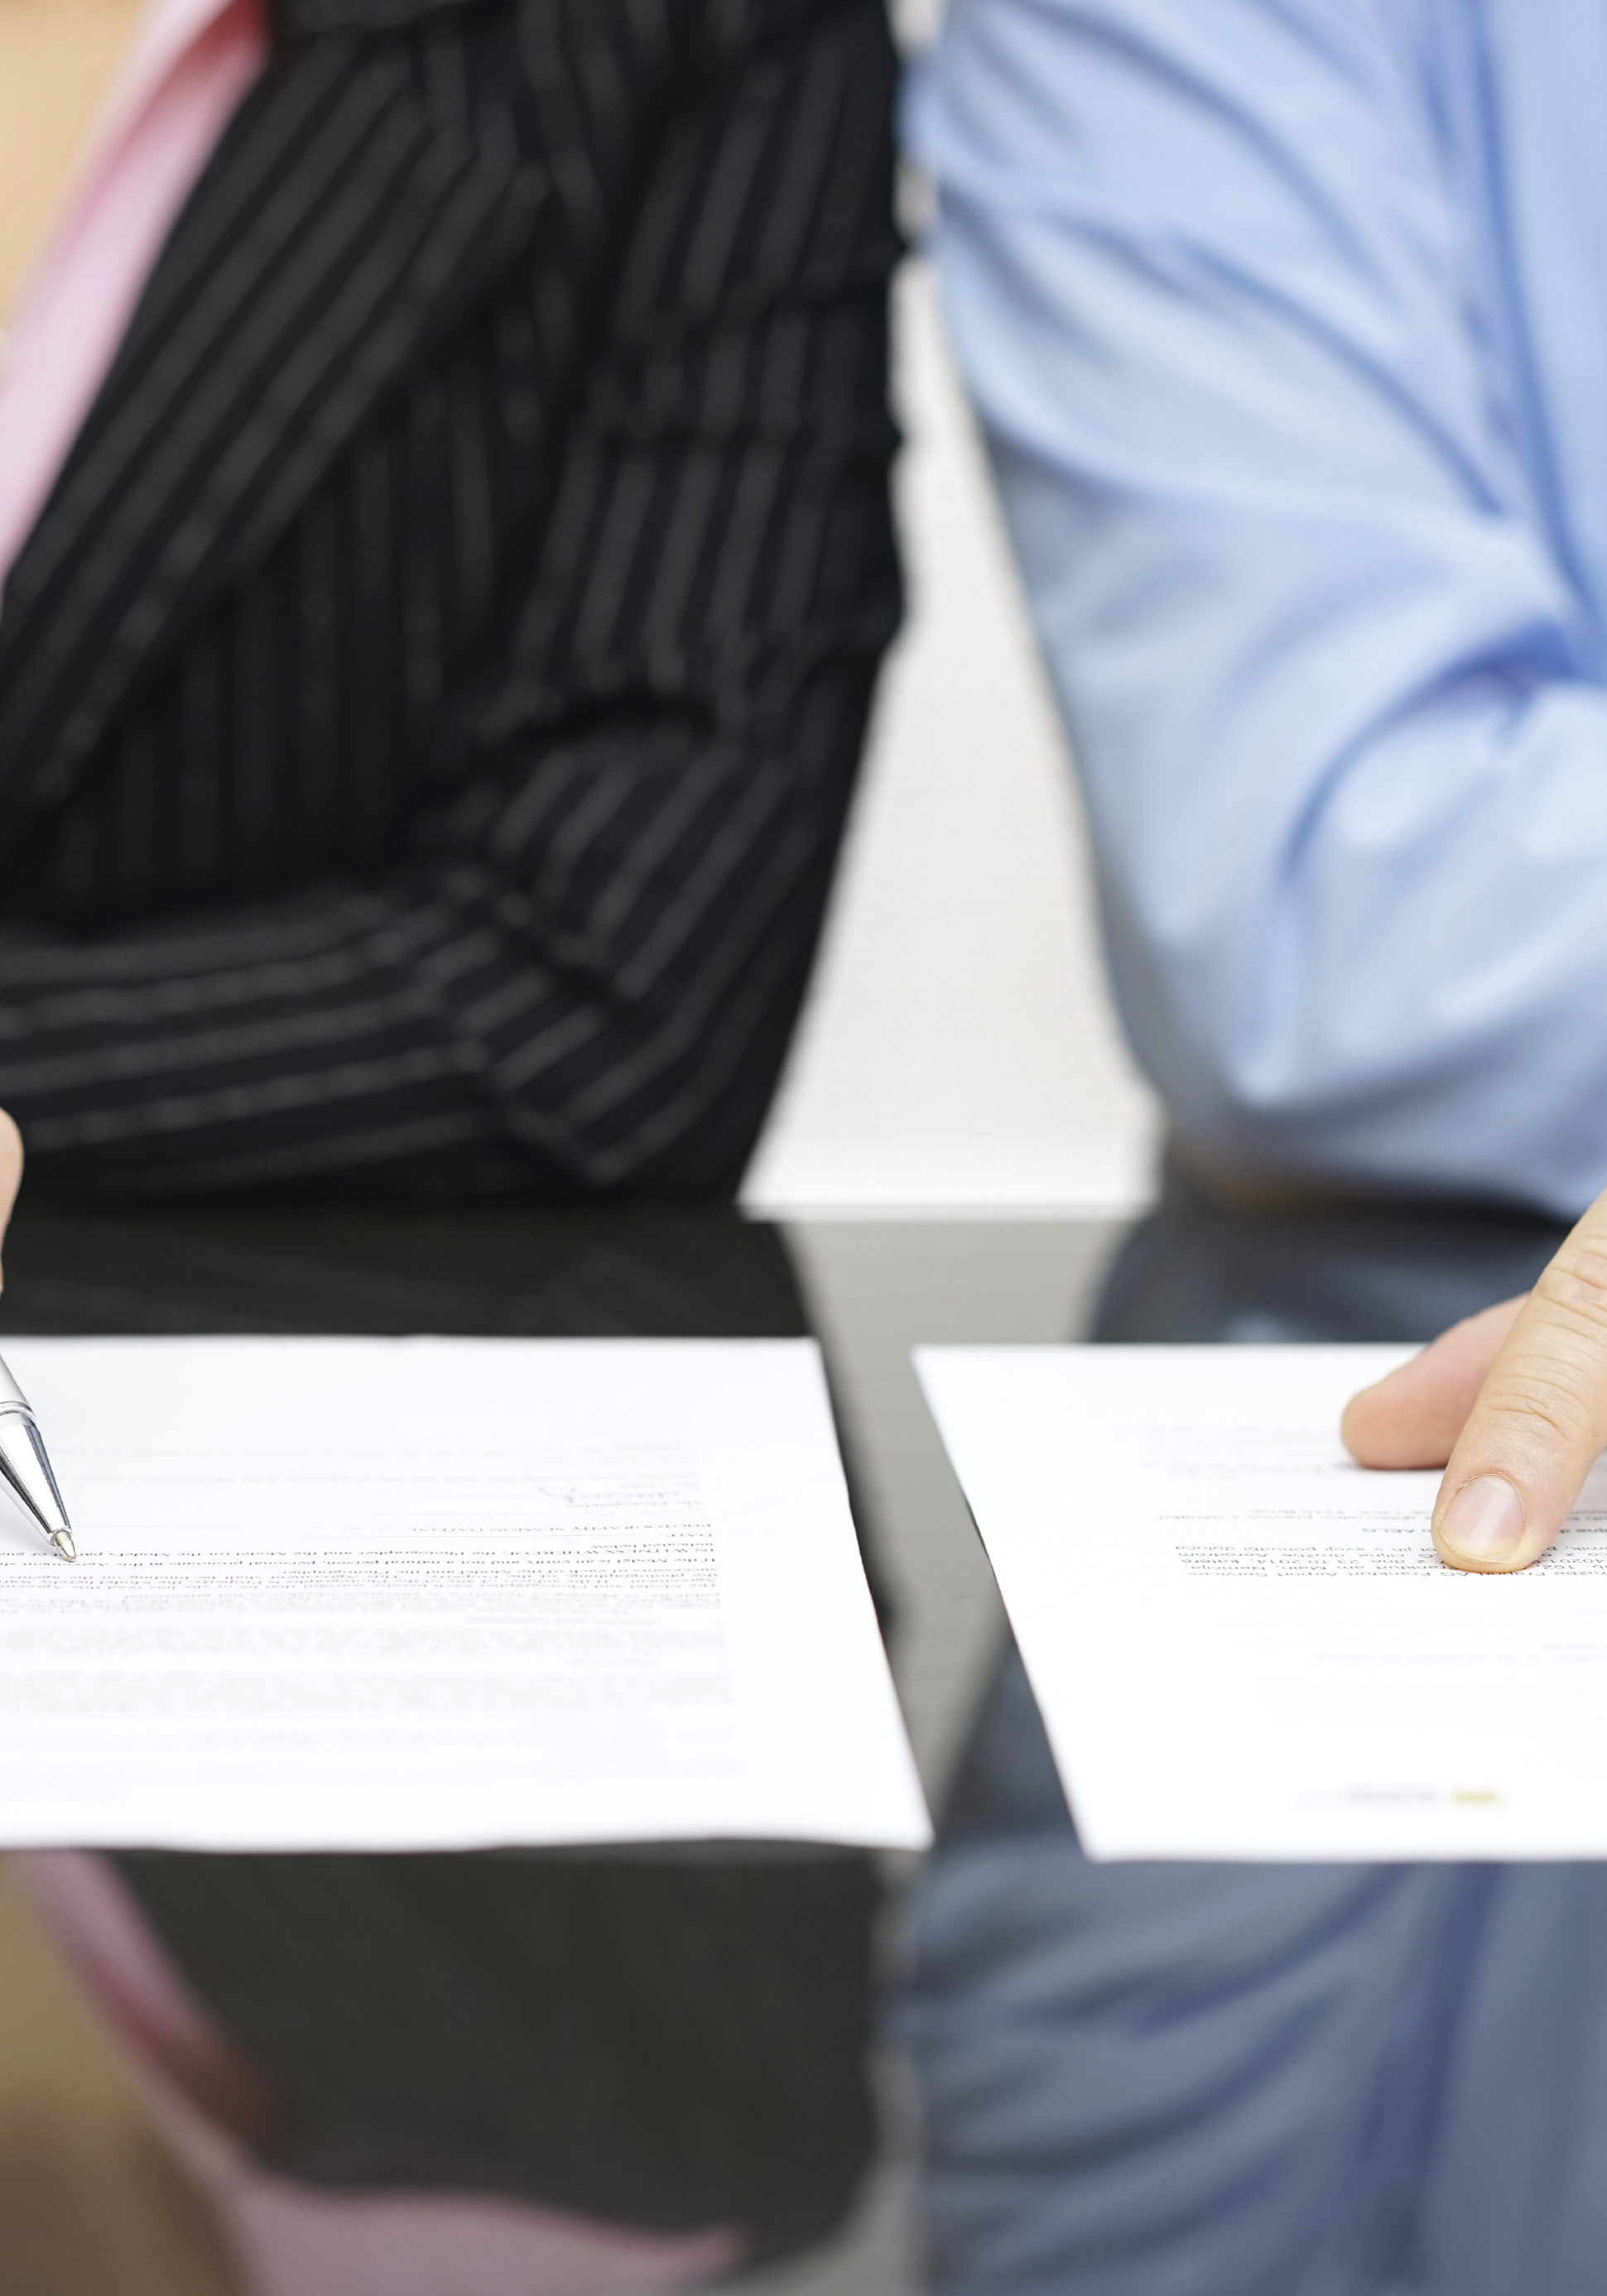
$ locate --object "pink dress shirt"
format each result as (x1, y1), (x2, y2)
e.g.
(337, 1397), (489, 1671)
(0, 0), (268, 604)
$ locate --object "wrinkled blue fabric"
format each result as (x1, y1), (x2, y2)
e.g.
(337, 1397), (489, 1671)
(908, 1), (1607, 1216)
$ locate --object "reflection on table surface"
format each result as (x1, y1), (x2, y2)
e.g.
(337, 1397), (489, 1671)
(0, 1190), (1575, 2294)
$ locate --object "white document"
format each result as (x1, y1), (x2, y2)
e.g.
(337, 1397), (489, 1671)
(0, 1338), (929, 1853)
(918, 1343), (1607, 1862)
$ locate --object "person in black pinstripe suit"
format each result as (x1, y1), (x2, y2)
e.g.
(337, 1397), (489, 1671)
(0, 0), (901, 1203)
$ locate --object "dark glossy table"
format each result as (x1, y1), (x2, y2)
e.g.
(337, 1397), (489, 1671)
(0, 1190), (1566, 2294)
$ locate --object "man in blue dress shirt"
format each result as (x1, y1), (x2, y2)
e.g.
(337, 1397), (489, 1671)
(909, 0), (1607, 1219)
(901, 8), (1607, 2289)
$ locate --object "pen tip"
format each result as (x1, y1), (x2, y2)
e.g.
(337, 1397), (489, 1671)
(51, 1528), (75, 1563)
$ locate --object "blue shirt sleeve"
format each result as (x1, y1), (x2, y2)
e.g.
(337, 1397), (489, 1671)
(909, 0), (1607, 1217)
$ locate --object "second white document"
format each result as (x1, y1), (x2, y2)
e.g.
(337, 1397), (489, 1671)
(919, 1343), (1607, 1861)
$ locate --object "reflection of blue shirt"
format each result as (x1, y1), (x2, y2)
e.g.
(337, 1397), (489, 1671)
(907, 2), (1607, 1217)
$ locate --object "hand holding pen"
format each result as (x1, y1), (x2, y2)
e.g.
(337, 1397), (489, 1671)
(0, 1114), (74, 1561)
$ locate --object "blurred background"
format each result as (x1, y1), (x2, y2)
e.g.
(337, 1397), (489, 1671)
(743, 247), (1162, 1218)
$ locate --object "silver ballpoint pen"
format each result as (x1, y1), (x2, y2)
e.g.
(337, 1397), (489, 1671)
(0, 1352), (74, 1560)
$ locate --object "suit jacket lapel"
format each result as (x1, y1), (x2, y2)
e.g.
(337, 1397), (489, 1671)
(0, 19), (546, 824)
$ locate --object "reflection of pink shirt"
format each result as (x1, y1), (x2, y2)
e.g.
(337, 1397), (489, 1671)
(0, 0), (268, 604)
(19, 1851), (742, 2296)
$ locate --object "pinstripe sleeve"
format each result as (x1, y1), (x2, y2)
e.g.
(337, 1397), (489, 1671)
(0, 0), (901, 1199)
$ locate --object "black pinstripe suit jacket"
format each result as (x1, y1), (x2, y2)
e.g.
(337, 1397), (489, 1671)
(0, 0), (900, 1198)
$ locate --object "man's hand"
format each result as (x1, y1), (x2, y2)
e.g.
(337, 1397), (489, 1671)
(1342, 1189), (1607, 1572)
(0, 1112), (21, 1283)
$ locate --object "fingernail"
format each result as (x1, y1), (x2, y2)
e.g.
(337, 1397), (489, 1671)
(1438, 1475), (1525, 1566)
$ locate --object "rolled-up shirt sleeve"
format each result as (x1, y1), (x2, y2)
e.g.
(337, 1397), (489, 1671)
(910, 0), (1607, 1216)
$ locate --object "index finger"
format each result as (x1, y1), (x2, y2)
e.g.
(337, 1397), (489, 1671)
(1433, 1187), (1607, 1573)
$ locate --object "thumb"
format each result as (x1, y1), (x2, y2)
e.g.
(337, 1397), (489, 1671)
(1429, 1194), (1607, 1573)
